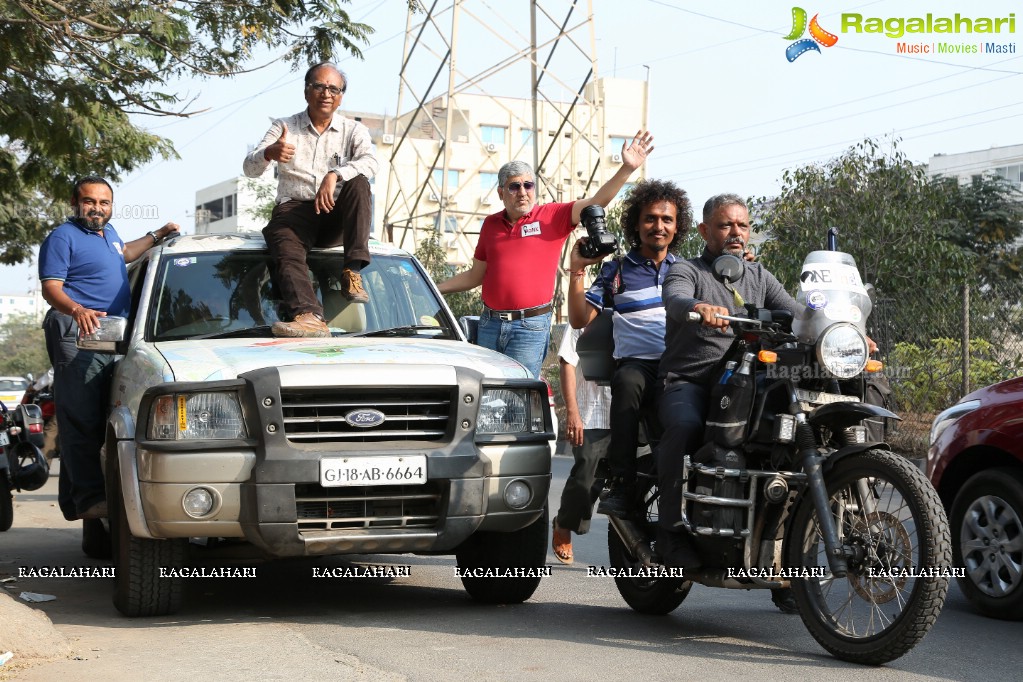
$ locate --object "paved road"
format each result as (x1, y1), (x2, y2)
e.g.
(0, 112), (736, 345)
(1, 454), (1019, 681)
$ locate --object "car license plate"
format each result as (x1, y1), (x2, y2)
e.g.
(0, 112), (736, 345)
(0, 431), (8, 447)
(0, 395), (15, 403)
(320, 455), (427, 487)
(795, 388), (860, 406)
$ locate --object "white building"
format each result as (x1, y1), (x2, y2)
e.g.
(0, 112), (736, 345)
(927, 143), (1023, 188)
(0, 291), (45, 325)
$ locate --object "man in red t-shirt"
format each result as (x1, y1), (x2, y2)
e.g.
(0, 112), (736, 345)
(438, 131), (654, 377)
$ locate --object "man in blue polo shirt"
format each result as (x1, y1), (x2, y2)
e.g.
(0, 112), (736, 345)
(39, 176), (179, 524)
(567, 178), (692, 515)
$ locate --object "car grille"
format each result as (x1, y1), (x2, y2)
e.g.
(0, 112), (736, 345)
(280, 388), (453, 444)
(295, 482), (444, 530)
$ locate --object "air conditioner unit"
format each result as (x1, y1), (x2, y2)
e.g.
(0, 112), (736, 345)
(610, 152), (623, 163)
(381, 133), (394, 145)
(481, 197), (492, 206)
(485, 142), (498, 153)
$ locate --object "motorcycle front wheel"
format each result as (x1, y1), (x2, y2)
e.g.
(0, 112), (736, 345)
(785, 449), (950, 665)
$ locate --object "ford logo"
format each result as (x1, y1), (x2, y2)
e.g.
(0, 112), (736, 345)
(345, 409), (386, 428)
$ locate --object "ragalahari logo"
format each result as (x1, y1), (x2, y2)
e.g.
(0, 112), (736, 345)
(784, 7), (839, 61)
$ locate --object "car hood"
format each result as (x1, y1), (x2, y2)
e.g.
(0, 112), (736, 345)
(153, 337), (530, 382)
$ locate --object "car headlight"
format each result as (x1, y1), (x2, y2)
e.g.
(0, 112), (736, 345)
(148, 392), (247, 440)
(929, 399), (980, 446)
(477, 388), (546, 435)
(816, 324), (868, 379)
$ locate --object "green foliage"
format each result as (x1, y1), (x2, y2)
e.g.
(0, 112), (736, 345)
(0, 314), (49, 378)
(243, 178), (277, 223)
(414, 233), (482, 321)
(889, 337), (1023, 413)
(0, 0), (376, 261)
(929, 172), (1023, 287)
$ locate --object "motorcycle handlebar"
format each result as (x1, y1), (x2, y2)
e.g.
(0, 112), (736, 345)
(685, 311), (762, 327)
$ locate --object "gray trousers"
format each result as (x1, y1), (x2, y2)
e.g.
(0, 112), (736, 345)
(555, 428), (611, 534)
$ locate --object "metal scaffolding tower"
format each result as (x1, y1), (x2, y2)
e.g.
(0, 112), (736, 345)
(380, 0), (611, 263)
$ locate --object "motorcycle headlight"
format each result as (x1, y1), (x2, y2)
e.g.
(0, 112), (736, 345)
(477, 388), (546, 435)
(816, 324), (868, 379)
(148, 392), (247, 440)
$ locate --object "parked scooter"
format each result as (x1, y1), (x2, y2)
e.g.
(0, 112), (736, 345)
(0, 400), (49, 531)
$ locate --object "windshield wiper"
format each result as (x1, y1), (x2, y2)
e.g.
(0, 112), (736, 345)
(350, 325), (448, 338)
(191, 325), (276, 340)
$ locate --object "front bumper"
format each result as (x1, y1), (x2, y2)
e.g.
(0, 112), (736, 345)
(123, 365), (552, 556)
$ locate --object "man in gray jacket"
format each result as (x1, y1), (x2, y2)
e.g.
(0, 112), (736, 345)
(657, 194), (801, 602)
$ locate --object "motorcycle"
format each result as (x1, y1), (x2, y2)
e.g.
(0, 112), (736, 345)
(0, 399), (49, 531)
(579, 238), (950, 665)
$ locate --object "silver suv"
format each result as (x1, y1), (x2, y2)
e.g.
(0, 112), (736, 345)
(89, 234), (553, 616)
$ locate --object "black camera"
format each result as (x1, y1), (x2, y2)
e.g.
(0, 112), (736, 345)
(578, 205), (618, 259)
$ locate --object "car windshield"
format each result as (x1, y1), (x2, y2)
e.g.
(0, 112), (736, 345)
(0, 379), (27, 391)
(148, 251), (457, 342)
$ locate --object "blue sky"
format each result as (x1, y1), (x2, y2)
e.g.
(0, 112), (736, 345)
(5, 0), (1020, 294)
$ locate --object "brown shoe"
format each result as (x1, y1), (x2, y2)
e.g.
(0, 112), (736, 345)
(78, 500), (108, 520)
(272, 312), (330, 338)
(340, 269), (369, 303)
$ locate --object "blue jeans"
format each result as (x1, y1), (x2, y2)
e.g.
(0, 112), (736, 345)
(656, 381), (709, 532)
(43, 309), (114, 520)
(476, 309), (552, 378)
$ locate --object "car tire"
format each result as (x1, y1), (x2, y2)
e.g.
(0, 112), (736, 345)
(950, 467), (1023, 621)
(456, 507), (547, 604)
(108, 453), (187, 617)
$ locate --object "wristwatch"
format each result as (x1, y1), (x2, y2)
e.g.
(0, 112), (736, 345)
(147, 231), (160, 244)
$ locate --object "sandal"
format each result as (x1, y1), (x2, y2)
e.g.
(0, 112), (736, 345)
(552, 519), (573, 564)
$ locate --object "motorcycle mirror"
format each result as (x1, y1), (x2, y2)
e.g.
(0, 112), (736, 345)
(865, 282), (877, 305)
(25, 372), (33, 383)
(711, 254), (744, 284)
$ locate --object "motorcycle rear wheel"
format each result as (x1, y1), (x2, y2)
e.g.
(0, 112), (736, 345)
(785, 449), (950, 665)
(606, 455), (691, 615)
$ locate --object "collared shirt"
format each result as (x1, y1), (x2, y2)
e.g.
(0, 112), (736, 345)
(558, 328), (611, 429)
(584, 248), (677, 360)
(242, 110), (378, 203)
(473, 202), (575, 310)
(38, 220), (130, 316)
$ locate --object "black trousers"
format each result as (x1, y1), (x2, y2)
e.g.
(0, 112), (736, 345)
(556, 428), (610, 534)
(262, 175), (372, 319)
(606, 358), (661, 481)
(656, 381), (709, 531)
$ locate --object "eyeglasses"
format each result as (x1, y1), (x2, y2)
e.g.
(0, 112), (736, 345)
(307, 82), (344, 97)
(505, 181), (535, 193)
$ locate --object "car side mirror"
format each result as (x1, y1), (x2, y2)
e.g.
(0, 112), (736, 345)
(77, 316), (128, 354)
(711, 254), (744, 284)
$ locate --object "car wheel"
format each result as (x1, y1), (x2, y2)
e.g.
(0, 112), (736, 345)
(456, 507), (547, 604)
(950, 467), (1023, 620)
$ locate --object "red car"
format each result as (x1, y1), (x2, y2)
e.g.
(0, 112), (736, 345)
(928, 376), (1023, 620)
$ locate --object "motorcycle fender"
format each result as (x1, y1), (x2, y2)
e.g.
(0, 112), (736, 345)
(808, 401), (900, 432)
(820, 442), (887, 473)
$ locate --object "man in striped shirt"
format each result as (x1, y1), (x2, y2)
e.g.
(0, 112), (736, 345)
(567, 179), (694, 515)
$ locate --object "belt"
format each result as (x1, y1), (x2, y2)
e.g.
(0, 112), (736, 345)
(485, 303), (553, 321)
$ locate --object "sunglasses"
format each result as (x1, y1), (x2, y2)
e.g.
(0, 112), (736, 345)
(505, 181), (535, 192)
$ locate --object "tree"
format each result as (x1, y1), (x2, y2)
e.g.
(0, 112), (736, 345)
(0, 1), (426, 263)
(414, 233), (482, 321)
(930, 172), (1023, 287)
(0, 314), (49, 378)
(754, 137), (969, 350)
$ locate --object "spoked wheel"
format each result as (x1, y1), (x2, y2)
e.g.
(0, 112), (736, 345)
(785, 449), (951, 665)
(607, 455), (691, 615)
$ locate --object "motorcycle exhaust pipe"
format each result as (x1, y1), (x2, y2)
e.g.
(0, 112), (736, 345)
(608, 515), (656, 566)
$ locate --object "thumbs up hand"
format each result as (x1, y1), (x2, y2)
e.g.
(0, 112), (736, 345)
(263, 123), (296, 163)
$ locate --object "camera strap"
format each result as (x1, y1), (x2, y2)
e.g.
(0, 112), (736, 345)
(602, 255), (626, 307)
